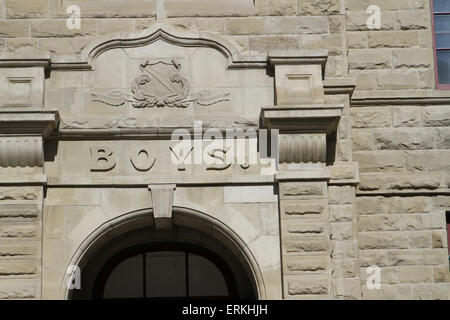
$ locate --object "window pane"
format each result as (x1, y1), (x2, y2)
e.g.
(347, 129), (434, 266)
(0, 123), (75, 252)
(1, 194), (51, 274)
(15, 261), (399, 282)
(437, 50), (450, 84)
(188, 254), (228, 297)
(103, 254), (143, 299)
(436, 33), (450, 48)
(146, 251), (186, 298)
(435, 15), (450, 32)
(434, 0), (450, 12)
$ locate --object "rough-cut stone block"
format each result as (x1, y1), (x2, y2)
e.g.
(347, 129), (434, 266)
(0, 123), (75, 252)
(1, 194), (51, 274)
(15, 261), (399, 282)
(98, 19), (135, 35)
(432, 231), (448, 249)
(284, 237), (329, 254)
(301, 34), (344, 55)
(387, 249), (448, 266)
(377, 70), (419, 90)
(0, 259), (39, 277)
(31, 20), (98, 38)
(387, 197), (432, 214)
(352, 129), (374, 151)
(361, 284), (397, 300)
(347, 32), (367, 49)
(330, 222), (353, 240)
(0, 21), (31, 38)
(5, 39), (38, 54)
(423, 106), (450, 127)
(398, 266), (433, 283)
(392, 48), (433, 68)
(332, 258), (359, 278)
(388, 174), (441, 190)
(359, 214), (435, 232)
(413, 284), (450, 300)
(368, 31), (418, 48)
(282, 200), (327, 218)
(436, 128), (450, 149)
(331, 240), (359, 259)
(285, 222), (325, 235)
(396, 10), (430, 30)
(0, 279), (40, 299)
(349, 70), (378, 90)
(373, 128), (434, 150)
(405, 150), (450, 172)
(280, 182), (326, 200)
(349, 49), (391, 69)
(225, 17), (269, 35)
(271, 16), (329, 34)
(346, 11), (395, 31)
(329, 205), (354, 222)
(255, 0), (297, 16)
(351, 107), (392, 128)
(354, 151), (405, 172)
(6, 0), (49, 19)
(393, 106), (424, 127)
(358, 174), (387, 191)
(328, 186), (355, 205)
(432, 196), (450, 209)
(333, 278), (361, 299)
(0, 223), (40, 239)
(298, 0), (341, 15)
(360, 267), (398, 284)
(360, 232), (410, 249)
(434, 267), (450, 283)
(287, 276), (329, 295)
(249, 35), (300, 52)
(284, 256), (329, 273)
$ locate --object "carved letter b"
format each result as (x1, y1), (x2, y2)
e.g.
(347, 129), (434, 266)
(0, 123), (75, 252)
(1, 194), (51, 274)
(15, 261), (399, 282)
(90, 146), (116, 172)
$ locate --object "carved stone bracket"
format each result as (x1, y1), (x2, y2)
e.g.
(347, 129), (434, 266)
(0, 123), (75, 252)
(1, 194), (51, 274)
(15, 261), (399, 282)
(148, 184), (176, 229)
(261, 105), (342, 165)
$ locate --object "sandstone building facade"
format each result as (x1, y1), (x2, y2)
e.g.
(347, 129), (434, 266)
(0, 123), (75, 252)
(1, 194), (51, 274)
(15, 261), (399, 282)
(0, 0), (449, 300)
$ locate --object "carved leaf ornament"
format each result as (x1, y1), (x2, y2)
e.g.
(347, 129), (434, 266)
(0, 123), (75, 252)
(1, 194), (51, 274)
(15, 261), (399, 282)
(91, 58), (230, 108)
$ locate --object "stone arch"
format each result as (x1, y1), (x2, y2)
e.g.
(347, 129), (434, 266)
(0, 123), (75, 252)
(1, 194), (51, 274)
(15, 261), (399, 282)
(60, 206), (266, 300)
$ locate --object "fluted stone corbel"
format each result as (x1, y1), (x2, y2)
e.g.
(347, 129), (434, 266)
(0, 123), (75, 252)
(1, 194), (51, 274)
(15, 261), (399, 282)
(148, 184), (176, 229)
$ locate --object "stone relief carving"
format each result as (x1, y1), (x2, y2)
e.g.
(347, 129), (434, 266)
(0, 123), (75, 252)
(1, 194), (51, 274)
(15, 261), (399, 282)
(91, 59), (230, 108)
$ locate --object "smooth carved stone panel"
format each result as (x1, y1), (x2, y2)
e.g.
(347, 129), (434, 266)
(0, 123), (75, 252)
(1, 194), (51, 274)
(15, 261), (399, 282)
(44, 139), (273, 181)
(48, 39), (273, 128)
(274, 65), (325, 105)
(0, 68), (44, 108)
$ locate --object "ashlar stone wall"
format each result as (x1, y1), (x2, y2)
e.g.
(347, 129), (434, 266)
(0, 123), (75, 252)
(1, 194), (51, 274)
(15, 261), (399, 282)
(0, 0), (448, 300)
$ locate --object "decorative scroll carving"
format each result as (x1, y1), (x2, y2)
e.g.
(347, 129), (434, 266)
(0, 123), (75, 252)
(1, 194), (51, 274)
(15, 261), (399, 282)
(91, 59), (230, 108)
(279, 134), (326, 164)
(0, 137), (43, 168)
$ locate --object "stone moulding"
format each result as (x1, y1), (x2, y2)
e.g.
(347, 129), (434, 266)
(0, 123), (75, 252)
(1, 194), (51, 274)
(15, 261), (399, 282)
(0, 109), (59, 137)
(50, 23), (267, 70)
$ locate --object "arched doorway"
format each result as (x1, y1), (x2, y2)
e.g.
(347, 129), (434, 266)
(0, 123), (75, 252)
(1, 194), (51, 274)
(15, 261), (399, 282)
(94, 243), (237, 300)
(68, 208), (261, 300)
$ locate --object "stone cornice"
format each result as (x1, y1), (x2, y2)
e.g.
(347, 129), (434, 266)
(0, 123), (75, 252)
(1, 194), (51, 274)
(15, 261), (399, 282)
(0, 109), (60, 137)
(0, 53), (51, 69)
(268, 49), (328, 75)
(260, 105), (343, 134)
(351, 90), (450, 106)
(323, 78), (356, 97)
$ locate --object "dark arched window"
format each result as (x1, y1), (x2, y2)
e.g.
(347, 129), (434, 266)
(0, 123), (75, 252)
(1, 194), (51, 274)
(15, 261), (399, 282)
(93, 243), (238, 299)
